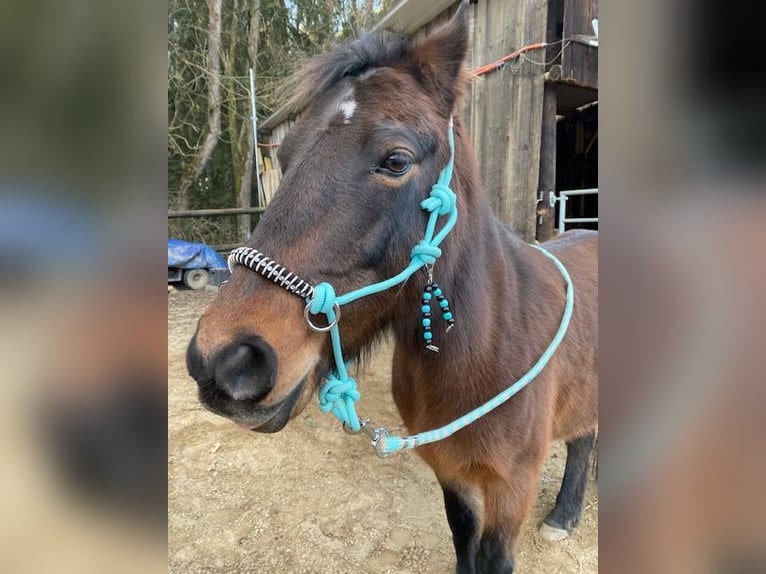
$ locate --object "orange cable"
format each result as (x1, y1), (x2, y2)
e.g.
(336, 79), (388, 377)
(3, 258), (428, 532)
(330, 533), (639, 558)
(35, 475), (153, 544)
(469, 42), (548, 77)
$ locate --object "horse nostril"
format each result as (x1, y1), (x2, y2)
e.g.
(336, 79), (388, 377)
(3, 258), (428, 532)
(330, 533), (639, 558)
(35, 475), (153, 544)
(213, 336), (278, 402)
(186, 331), (210, 384)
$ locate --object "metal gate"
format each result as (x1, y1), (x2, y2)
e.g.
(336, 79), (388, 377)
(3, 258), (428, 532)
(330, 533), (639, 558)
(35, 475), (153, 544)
(557, 188), (598, 233)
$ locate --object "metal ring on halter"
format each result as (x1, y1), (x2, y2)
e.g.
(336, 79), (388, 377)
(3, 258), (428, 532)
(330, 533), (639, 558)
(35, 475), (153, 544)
(303, 302), (341, 332)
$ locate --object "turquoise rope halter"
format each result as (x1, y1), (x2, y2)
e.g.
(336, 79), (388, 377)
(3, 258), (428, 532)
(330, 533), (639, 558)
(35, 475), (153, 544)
(228, 117), (574, 457)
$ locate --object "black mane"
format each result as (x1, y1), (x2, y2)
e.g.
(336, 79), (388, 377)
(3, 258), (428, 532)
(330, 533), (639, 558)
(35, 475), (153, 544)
(286, 31), (411, 111)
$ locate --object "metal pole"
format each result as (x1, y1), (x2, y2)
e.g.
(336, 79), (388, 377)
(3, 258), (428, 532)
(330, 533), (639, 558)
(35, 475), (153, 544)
(558, 193), (568, 233)
(250, 67), (266, 207)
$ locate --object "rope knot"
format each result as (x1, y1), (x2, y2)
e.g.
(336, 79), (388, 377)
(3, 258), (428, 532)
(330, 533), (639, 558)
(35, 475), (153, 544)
(308, 282), (336, 315)
(421, 183), (456, 215)
(318, 373), (361, 430)
(411, 240), (442, 266)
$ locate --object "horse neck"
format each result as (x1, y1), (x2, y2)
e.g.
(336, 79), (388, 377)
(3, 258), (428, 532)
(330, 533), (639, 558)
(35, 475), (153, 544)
(391, 123), (538, 370)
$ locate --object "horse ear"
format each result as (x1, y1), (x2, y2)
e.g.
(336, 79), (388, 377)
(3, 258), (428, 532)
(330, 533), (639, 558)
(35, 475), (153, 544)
(406, 0), (470, 115)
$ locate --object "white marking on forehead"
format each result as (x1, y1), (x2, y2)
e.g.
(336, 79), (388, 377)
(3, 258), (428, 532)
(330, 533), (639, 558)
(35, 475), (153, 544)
(324, 84), (358, 127)
(339, 98), (357, 124)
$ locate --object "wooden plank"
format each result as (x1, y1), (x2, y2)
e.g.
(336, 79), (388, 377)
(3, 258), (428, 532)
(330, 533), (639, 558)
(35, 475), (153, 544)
(470, 0), (548, 242)
(261, 169), (281, 204)
(536, 84), (557, 241)
(568, 0), (597, 36)
(168, 207), (267, 218)
(561, 0), (598, 88)
(546, 0), (565, 57)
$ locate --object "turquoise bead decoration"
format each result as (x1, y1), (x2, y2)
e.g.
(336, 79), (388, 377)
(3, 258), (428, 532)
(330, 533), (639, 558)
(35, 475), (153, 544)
(420, 278), (455, 351)
(430, 280), (455, 333)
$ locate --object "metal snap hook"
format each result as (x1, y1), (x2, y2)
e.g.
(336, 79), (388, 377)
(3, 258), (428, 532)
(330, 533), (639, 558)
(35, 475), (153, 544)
(371, 427), (392, 459)
(304, 302), (341, 332)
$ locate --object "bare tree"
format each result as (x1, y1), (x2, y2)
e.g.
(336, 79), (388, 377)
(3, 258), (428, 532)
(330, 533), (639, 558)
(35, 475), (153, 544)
(222, 0), (261, 241)
(176, 0), (223, 210)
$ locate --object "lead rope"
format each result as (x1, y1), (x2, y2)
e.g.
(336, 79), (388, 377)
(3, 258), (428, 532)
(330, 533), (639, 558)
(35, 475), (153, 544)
(228, 117), (574, 457)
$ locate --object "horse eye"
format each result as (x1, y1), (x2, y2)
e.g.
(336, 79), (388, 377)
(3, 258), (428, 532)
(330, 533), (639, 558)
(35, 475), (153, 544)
(376, 152), (413, 176)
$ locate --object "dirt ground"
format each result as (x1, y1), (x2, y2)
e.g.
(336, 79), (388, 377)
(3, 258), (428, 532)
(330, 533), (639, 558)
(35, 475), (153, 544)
(168, 290), (598, 573)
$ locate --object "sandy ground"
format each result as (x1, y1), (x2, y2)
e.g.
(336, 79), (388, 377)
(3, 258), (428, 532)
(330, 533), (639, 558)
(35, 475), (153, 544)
(168, 290), (597, 573)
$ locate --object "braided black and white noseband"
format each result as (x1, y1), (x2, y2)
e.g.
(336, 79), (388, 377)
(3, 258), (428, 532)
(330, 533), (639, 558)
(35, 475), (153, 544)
(228, 246), (314, 300)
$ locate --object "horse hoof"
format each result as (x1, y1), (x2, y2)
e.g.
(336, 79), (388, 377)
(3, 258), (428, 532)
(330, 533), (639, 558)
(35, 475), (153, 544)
(539, 522), (570, 542)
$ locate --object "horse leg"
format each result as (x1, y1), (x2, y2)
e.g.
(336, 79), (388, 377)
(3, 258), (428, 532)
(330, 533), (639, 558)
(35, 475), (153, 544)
(440, 482), (480, 574)
(540, 431), (596, 541)
(475, 466), (540, 574)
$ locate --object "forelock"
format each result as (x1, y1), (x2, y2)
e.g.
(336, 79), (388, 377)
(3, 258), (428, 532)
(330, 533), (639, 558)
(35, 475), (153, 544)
(285, 31), (411, 115)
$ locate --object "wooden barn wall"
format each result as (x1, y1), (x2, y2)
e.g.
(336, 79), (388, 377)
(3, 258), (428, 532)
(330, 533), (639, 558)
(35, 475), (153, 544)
(264, 0), (550, 242)
(469, 0), (548, 242)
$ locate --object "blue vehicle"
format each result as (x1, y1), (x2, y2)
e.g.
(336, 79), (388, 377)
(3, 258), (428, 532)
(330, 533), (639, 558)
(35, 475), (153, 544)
(168, 238), (229, 290)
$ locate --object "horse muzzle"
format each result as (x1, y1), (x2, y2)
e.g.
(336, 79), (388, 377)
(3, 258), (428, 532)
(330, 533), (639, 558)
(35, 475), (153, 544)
(187, 331), (308, 433)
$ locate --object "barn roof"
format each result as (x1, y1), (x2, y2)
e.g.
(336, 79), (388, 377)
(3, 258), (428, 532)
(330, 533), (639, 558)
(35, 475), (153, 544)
(369, 0), (456, 34)
(260, 0), (456, 132)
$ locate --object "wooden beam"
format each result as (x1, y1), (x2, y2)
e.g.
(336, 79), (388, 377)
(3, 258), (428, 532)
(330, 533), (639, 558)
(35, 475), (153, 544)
(561, 0), (598, 89)
(168, 207), (266, 218)
(536, 84), (557, 241)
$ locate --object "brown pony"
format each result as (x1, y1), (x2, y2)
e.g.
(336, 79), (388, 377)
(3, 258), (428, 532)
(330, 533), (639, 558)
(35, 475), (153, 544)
(186, 3), (598, 572)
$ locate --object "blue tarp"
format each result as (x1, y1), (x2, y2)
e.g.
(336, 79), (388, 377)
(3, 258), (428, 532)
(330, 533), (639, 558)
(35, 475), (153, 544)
(0, 193), (100, 270)
(168, 238), (227, 270)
